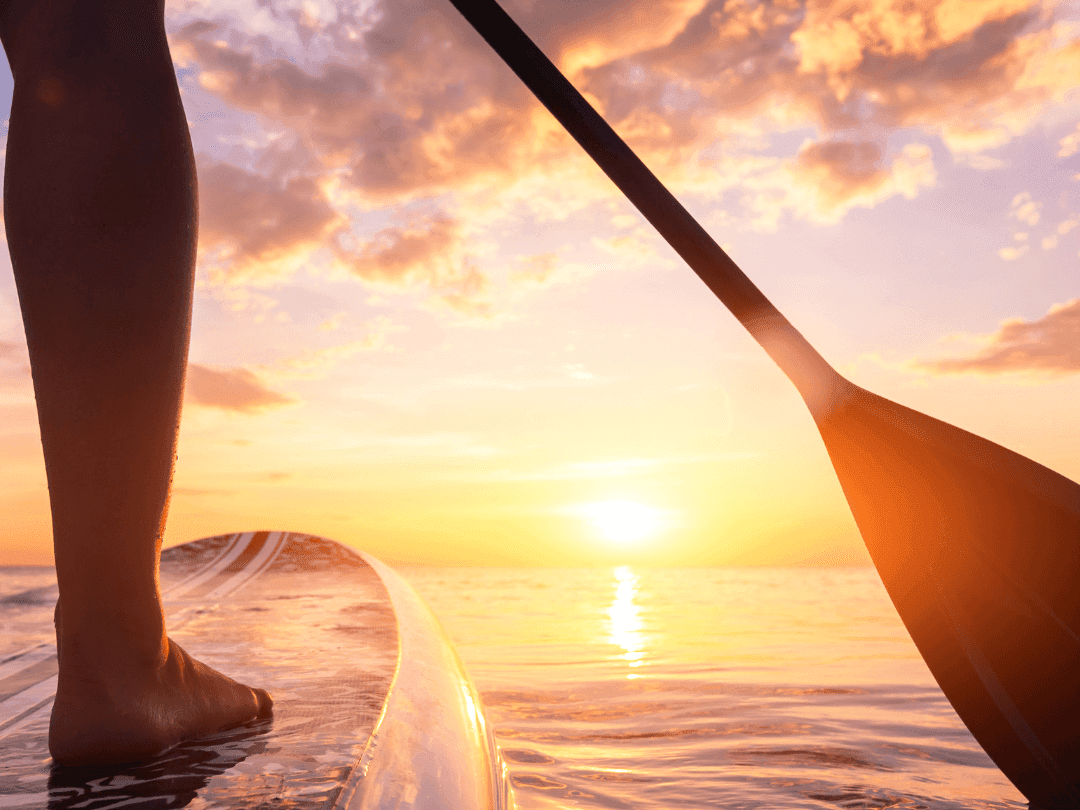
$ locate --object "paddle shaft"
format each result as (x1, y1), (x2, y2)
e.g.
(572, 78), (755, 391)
(444, 0), (836, 397)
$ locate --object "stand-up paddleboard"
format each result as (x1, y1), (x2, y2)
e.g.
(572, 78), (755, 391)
(0, 531), (511, 809)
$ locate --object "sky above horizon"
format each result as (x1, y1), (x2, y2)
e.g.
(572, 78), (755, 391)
(0, 0), (1078, 566)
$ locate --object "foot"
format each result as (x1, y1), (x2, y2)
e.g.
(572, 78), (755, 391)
(49, 635), (272, 766)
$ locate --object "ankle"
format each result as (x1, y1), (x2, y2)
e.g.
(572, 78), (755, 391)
(57, 614), (168, 679)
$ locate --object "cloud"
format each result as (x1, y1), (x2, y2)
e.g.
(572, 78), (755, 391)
(1061, 123), (1080, 157)
(593, 227), (666, 262)
(319, 312), (346, 331)
(171, 10), (543, 202)
(168, 0), (1078, 281)
(346, 213), (457, 283)
(196, 157), (493, 311)
(798, 140), (891, 192)
(0, 340), (30, 386)
(578, 0), (1069, 146)
(513, 252), (559, 286)
(790, 0), (1037, 79)
(955, 151), (1010, 170)
(337, 213), (492, 315)
(742, 140), (937, 225)
(1008, 190), (1042, 226)
(186, 363), (294, 411)
(782, 0), (1073, 147)
(0, 341), (24, 363)
(581, 0), (1062, 222)
(918, 298), (1080, 374)
(994, 191), (1047, 258)
(197, 160), (345, 281)
(275, 316), (405, 376)
(791, 139), (937, 220)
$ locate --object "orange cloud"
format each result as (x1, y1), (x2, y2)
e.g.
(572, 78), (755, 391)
(580, 0), (1071, 160)
(198, 161), (345, 281)
(275, 317), (405, 377)
(0, 341), (23, 363)
(998, 244), (1028, 259)
(172, 0), (1074, 246)
(0, 340), (29, 384)
(172, 13), (542, 202)
(744, 140), (936, 225)
(796, 139), (889, 199)
(553, 0), (711, 75)
(348, 214), (459, 284)
(571, 0), (1066, 225)
(1061, 123), (1080, 157)
(195, 155), (493, 310)
(186, 363), (294, 412)
(791, 0), (1035, 76)
(513, 252), (559, 286)
(918, 299), (1080, 374)
(337, 213), (492, 315)
(1008, 191), (1042, 225)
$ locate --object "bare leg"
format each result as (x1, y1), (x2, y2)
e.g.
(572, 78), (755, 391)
(0, 0), (270, 766)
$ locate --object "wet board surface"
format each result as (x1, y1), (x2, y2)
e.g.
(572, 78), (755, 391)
(0, 532), (499, 809)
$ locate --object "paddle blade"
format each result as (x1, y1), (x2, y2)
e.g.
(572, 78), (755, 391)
(817, 381), (1080, 808)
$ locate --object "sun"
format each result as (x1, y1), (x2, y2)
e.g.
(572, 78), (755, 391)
(581, 500), (666, 544)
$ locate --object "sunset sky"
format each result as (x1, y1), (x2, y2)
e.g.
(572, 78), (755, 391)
(0, 0), (1078, 566)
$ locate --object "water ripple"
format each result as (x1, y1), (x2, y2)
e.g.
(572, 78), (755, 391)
(402, 566), (1029, 810)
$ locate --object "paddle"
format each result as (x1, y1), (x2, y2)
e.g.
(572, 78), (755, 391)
(441, 0), (1080, 805)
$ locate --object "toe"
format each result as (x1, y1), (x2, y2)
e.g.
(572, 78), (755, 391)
(254, 688), (273, 717)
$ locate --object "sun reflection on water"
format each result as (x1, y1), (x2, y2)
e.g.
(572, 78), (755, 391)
(608, 566), (645, 678)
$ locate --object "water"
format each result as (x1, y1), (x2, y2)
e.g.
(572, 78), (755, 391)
(0, 565), (1028, 809)
(398, 566), (1028, 810)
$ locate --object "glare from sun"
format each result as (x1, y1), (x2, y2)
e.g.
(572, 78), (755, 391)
(581, 500), (666, 544)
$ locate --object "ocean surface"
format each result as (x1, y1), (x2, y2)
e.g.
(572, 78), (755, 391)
(399, 566), (1027, 810)
(0, 565), (1029, 809)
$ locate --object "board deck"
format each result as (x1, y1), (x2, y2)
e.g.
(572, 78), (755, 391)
(0, 532), (510, 809)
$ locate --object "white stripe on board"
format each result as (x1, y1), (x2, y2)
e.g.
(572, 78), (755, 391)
(163, 533), (252, 598)
(0, 695), (52, 741)
(202, 532), (286, 600)
(161, 532), (245, 597)
(0, 675), (57, 734)
(161, 534), (288, 628)
(0, 645), (53, 684)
